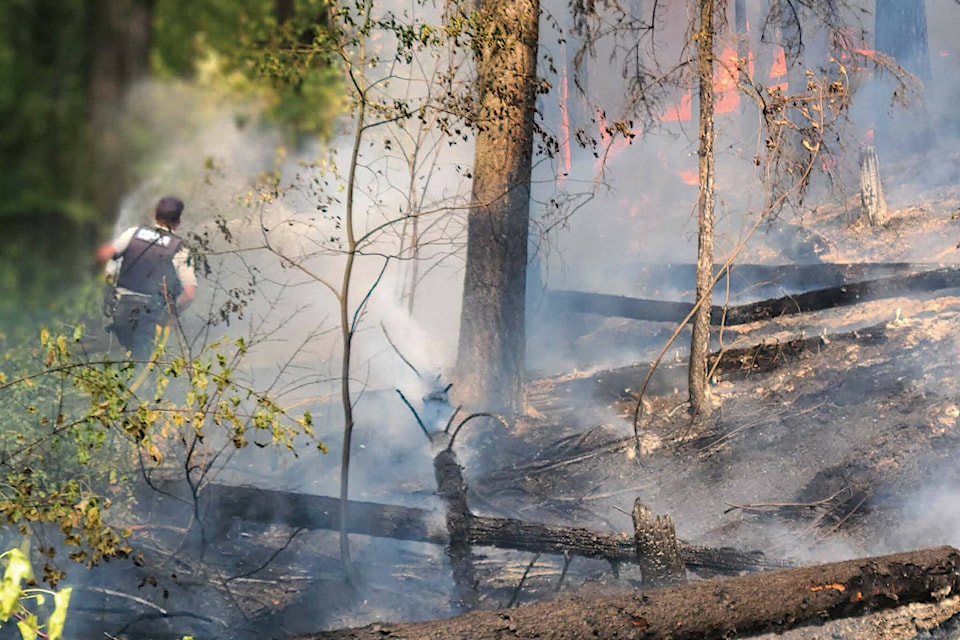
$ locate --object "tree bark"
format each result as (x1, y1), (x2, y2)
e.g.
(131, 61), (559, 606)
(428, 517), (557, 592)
(632, 499), (685, 587)
(434, 448), (480, 610)
(859, 145), (888, 227)
(688, 0), (716, 415)
(308, 546), (960, 640)
(873, 0), (930, 152)
(456, 0), (539, 415)
(875, 0), (930, 82)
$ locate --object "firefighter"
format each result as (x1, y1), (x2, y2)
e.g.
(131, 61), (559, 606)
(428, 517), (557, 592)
(96, 196), (197, 359)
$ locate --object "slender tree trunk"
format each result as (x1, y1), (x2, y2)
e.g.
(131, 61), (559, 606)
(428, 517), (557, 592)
(337, 6), (374, 586)
(456, 0), (539, 415)
(275, 0), (295, 24)
(688, 0), (716, 415)
(86, 0), (153, 215)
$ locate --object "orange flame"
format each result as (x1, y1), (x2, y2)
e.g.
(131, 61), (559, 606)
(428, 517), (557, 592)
(678, 169), (699, 186)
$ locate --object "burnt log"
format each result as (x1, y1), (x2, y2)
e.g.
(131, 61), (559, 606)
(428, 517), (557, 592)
(434, 448), (480, 609)
(627, 262), (919, 293)
(178, 482), (790, 576)
(530, 322), (889, 409)
(546, 266), (960, 327)
(308, 545), (960, 640)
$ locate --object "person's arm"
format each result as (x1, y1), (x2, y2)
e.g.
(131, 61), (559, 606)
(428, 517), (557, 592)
(95, 242), (116, 265)
(172, 246), (198, 312)
(175, 284), (196, 311)
(96, 228), (136, 266)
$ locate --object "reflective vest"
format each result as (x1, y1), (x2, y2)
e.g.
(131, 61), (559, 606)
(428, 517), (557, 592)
(115, 226), (183, 302)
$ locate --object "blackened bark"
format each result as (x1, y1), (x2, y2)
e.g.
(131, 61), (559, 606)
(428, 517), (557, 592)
(434, 449), (480, 610)
(456, 0), (539, 415)
(309, 546), (960, 640)
(689, 0), (716, 415)
(545, 266), (960, 326)
(88, 0), (152, 125)
(632, 500), (685, 587)
(275, 0), (295, 24)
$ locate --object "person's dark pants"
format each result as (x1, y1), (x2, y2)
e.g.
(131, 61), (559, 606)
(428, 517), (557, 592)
(109, 294), (168, 361)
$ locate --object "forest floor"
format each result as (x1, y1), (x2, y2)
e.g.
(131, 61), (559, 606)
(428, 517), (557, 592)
(459, 149), (960, 639)
(82, 148), (960, 640)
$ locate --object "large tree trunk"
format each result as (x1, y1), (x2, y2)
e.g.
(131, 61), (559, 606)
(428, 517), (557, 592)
(688, 0), (716, 416)
(875, 0), (930, 82)
(873, 0), (930, 151)
(310, 546), (960, 640)
(456, 0), (539, 415)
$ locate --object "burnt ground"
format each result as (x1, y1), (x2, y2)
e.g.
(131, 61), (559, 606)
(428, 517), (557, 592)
(71, 153), (960, 639)
(452, 167), (960, 638)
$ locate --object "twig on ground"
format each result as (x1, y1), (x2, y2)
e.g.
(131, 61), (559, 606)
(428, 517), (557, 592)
(507, 553), (541, 608)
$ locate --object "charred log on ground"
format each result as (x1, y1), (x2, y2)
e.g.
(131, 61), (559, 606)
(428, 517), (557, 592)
(546, 266), (960, 326)
(624, 262), (919, 293)
(175, 482), (790, 576)
(529, 323), (888, 411)
(306, 545), (960, 640)
(434, 448), (480, 609)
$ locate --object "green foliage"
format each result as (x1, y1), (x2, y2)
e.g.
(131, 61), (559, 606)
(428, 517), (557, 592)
(0, 0), (91, 221)
(0, 316), (323, 581)
(0, 546), (71, 640)
(0, 0), (101, 317)
(152, 0), (343, 138)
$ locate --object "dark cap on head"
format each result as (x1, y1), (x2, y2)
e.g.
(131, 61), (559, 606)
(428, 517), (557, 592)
(155, 196), (185, 223)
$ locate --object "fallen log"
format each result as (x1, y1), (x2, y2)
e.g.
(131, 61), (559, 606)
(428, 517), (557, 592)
(545, 266), (960, 326)
(529, 323), (888, 408)
(306, 545), (960, 640)
(175, 482), (790, 576)
(600, 262), (920, 296)
(434, 448), (480, 609)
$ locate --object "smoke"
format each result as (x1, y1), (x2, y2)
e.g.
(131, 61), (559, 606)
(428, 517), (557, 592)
(62, 0), (960, 635)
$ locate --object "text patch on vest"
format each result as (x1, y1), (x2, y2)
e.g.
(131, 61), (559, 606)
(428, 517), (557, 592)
(135, 227), (172, 246)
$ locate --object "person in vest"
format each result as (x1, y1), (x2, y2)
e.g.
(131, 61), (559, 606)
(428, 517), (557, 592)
(96, 196), (197, 359)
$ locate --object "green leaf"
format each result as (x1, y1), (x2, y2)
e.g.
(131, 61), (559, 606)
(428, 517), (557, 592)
(0, 548), (33, 620)
(47, 587), (71, 640)
(17, 614), (38, 640)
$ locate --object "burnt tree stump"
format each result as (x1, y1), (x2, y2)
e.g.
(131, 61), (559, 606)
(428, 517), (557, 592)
(859, 145), (888, 226)
(632, 500), (686, 587)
